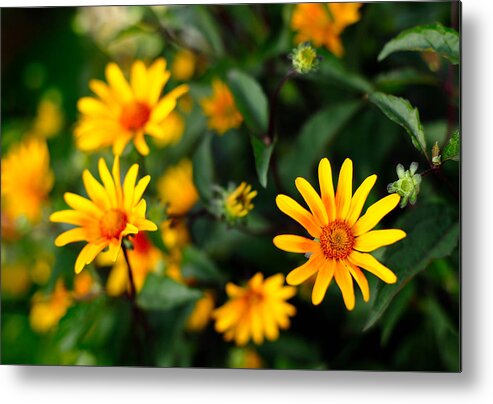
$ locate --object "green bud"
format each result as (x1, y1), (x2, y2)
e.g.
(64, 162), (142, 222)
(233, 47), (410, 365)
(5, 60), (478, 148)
(289, 42), (320, 74)
(432, 141), (441, 167)
(387, 162), (422, 208)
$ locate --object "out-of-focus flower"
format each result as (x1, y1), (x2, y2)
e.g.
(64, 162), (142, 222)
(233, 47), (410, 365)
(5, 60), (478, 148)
(1, 264), (31, 298)
(29, 90), (64, 138)
(75, 59), (188, 156)
(161, 219), (191, 283)
(213, 273), (296, 346)
(152, 111), (185, 148)
(31, 256), (53, 285)
(157, 159), (198, 216)
(104, 232), (162, 296)
(289, 42), (320, 74)
(1, 137), (54, 224)
(387, 162), (422, 208)
(210, 182), (257, 224)
(172, 49), (197, 81)
(291, 3), (362, 57)
(229, 347), (264, 369)
(73, 270), (97, 299)
(200, 79), (243, 135)
(50, 156), (157, 274)
(274, 158), (406, 309)
(30, 280), (72, 333)
(186, 290), (215, 332)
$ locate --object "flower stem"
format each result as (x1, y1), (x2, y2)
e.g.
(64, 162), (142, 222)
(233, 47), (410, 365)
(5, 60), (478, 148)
(122, 242), (138, 300)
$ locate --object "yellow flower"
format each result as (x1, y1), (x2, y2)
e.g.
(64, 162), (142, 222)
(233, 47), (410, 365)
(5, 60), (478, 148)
(1, 137), (54, 223)
(157, 159), (198, 216)
(105, 232), (162, 296)
(161, 219), (191, 283)
(30, 279), (72, 333)
(186, 290), (215, 332)
(73, 270), (97, 298)
(213, 273), (296, 346)
(291, 3), (362, 57)
(75, 58), (189, 156)
(172, 49), (196, 81)
(200, 79), (243, 135)
(50, 156), (157, 274)
(1, 264), (31, 297)
(30, 93), (64, 138)
(225, 182), (257, 219)
(274, 158), (406, 310)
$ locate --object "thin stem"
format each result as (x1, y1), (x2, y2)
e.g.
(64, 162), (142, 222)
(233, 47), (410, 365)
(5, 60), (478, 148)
(122, 242), (137, 301)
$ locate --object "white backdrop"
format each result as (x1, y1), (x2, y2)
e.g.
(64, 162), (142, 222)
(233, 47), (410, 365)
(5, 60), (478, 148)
(1, 0), (491, 402)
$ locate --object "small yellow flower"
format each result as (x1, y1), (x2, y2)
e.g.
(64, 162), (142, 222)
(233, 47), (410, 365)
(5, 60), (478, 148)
(157, 159), (199, 216)
(30, 92), (64, 138)
(104, 232), (162, 296)
(30, 279), (72, 333)
(213, 273), (296, 346)
(186, 290), (215, 332)
(75, 58), (189, 156)
(274, 158), (406, 309)
(160, 219), (191, 283)
(1, 137), (54, 224)
(1, 264), (31, 297)
(172, 49), (197, 81)
(200, 79), (243, 135)
(50, 156), (157, 274)
(225, 182), (257, 220)
(291, 3), (362, 57)
(73, 270), (97, 298)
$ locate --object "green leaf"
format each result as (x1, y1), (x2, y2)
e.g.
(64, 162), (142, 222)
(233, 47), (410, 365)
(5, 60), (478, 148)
(281, 101), (361, 188)
(192, 132), (214, 202)
(442, 130), (460, 161)
(364, 203), (459, 331)
(369, 92), (427, 155)
(227, 69), (269, 133)
(374, 68), (438, 93)
(137, 274), (202, 311)
(181, 245), (225, 283)
(378, 23), (459, 65)
(250, 134), (275, 188)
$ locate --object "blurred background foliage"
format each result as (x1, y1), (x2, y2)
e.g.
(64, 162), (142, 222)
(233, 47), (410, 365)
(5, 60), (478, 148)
(1, 2), (459, 371)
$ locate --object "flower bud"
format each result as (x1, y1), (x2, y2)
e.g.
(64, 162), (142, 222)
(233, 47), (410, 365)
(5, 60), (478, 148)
(289, 42), (320, 74)
(387, 162), (422, 208)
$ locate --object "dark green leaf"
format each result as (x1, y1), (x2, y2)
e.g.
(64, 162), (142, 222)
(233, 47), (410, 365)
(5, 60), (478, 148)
(380, 282), (415, 345)
(137, 274), (202, 311)
(364, 203), (459, 331)
(181, 245), (225, 283)
(227, 69), (269, 133)
(281, 101), (361, 188)
(192, 132), (214, 202)
(378, 23), (459, 65)
(374, 68), (438, 93)
(442, 130), (460, 161)
(369, 92), (427, 154)
(250, 134), (275, 188)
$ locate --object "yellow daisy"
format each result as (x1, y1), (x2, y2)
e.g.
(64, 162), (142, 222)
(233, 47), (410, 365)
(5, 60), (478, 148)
(50, 156), (157, 274)
(157, 159), (199, 216)
(200, 79), (243, 135)
(213, 273), (296, 346)
(75, 58), (189, 156)
(291, 3), (362, 57)
(1, 137), (54, 223)
(274, 158), (406, 309)
(225, 182), (257, 219)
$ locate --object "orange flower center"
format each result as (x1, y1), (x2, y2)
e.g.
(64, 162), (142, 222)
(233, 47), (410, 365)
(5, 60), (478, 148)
(244, 289), (263, 306)
(120, 102), (151, 131)
(100, 209), (127, 239)
(319, 220), (354, 260)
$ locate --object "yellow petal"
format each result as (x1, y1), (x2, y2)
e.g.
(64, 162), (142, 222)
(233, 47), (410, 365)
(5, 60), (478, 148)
(346, 174), (377, 226)
(348, 250), (397, 284)
(55, 227), (87, 246)
(122, 223), (139, 236)
(50, 210), (89, 226)
(82, 169), (111, 211)
(74, 242), (106, 274)
(335, 158), (353, 219)
(98, 158), (117, 208)
(64, 193), (103, 218)
(146, 59), (170, 105)
(286, 250), (324, 286)
(250, 308), (264, 345)
(89, 79), (118, 112)
(105, 63), (133, 104)
(133, 131), (150, 156)
(137, 220), (158, 232)
(334, 260), (355, 310)
(352, 194), (401, 236)
(311, 259), (335, 305)
(112, 156), (123, 205)
(108, 239), (122, 262)
(132, 175), (151, 206)
(123, 163), (139, 211)
(261, 303), (279, 341)
(318, 158), (336, 221)
(150, 84), (189, 123)
(276, 194), (320, 238)
(77, 97), (113, 117)
(295, 177), (328, 226)
(346, 262), (370, 302)
(353, 229), (406, 252)
(273, 235), (319, 253)
(130, 60), (148, 102)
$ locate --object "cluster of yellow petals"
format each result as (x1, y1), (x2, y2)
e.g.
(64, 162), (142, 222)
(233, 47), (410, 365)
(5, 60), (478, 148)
(50, 156), (157, 274)
(213, 273), (296, 346)
(225, 182), (257, 219)
(291, 3), (363, 57)
(200, 79), (243, 135)
(274, 158), (406, 310)
(75, 58), (188, 156)
(1, 137), (54, 224)
(186, 290), (216, 332)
